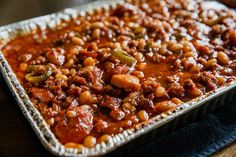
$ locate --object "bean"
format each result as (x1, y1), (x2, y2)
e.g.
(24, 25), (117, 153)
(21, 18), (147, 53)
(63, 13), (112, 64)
(65, 59), (75, 68)
(159, 45), (172, 56)
(92, 28), (101, 39)
(154, 100), (176, 113)
(61, 68), (69, 75)
(169, 43), (183, 53)
(205, 59), (217, 68)
(128, 22), (139, 28)
(65, 142), (76, 148)
(131, 70), (144, 78)
(113, 42), (121, 49)
(198, 58), (207, 65)
(122, 103), (136, 112)
(137, 110), (149, 122)
(228, 30), (236, 46)
(184, 51), (195, 58)
(79, 91), (96, 104)
(83, 136), (96, 148)
(189, 64), (200, 72)
(217, 77), (226, 85)
(20, 63), (28, 71)
(182, 57), (196, 69)
(133, 52), (144, 62)
(66, 97), (74, 103)
(200, 46), (212, 55)
(70, 68), (76, 75)
(171, 98), (183, 105)
(66, 110), (77, 118)
(138, 39), (146, 50)
(217, 51), (229, 65)
(65, 142), (84, 149)
(47, 118), (54, 126)
(55, 74), (68, 81)
(185, 79), (202, 97)
(85, 65), (94, 71)
(134, 26), (146, 34)
(98, 135), (112, 143)
(91, 22), (104, 29)
(69, 46), (80, 55)
(154, 86), (166, 97)
(182, 42), (194, 52)
(189, 87), (202, 97)
(84, 57), (96, 66)
(72, 37), (84, 45)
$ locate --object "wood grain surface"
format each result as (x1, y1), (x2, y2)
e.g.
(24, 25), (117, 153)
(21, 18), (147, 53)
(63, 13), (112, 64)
(213, 142), (236, 157)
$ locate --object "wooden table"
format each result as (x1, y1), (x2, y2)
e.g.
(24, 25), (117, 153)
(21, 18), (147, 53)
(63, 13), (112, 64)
(213, 142), (236, 157)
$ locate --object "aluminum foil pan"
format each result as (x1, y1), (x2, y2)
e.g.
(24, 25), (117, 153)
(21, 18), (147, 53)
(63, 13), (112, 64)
(0, 0), (235, 156)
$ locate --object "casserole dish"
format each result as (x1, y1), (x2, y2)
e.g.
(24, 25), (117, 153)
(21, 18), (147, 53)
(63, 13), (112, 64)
(0, 0), (236, 156)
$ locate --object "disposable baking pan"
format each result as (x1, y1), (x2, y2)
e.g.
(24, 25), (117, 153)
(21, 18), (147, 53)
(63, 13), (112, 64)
(0, 0), (235, 156)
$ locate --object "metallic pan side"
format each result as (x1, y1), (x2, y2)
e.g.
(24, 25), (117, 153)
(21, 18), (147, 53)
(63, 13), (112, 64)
(0, 0), (235, 156)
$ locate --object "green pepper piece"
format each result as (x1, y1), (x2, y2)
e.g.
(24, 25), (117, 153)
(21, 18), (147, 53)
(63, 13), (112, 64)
(111, 49), (137, 67)
(173, 32), (185, 40)
(144, 42), (152, 52)
(25, 65), (52, 83)
(134, 26), (146, 34)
